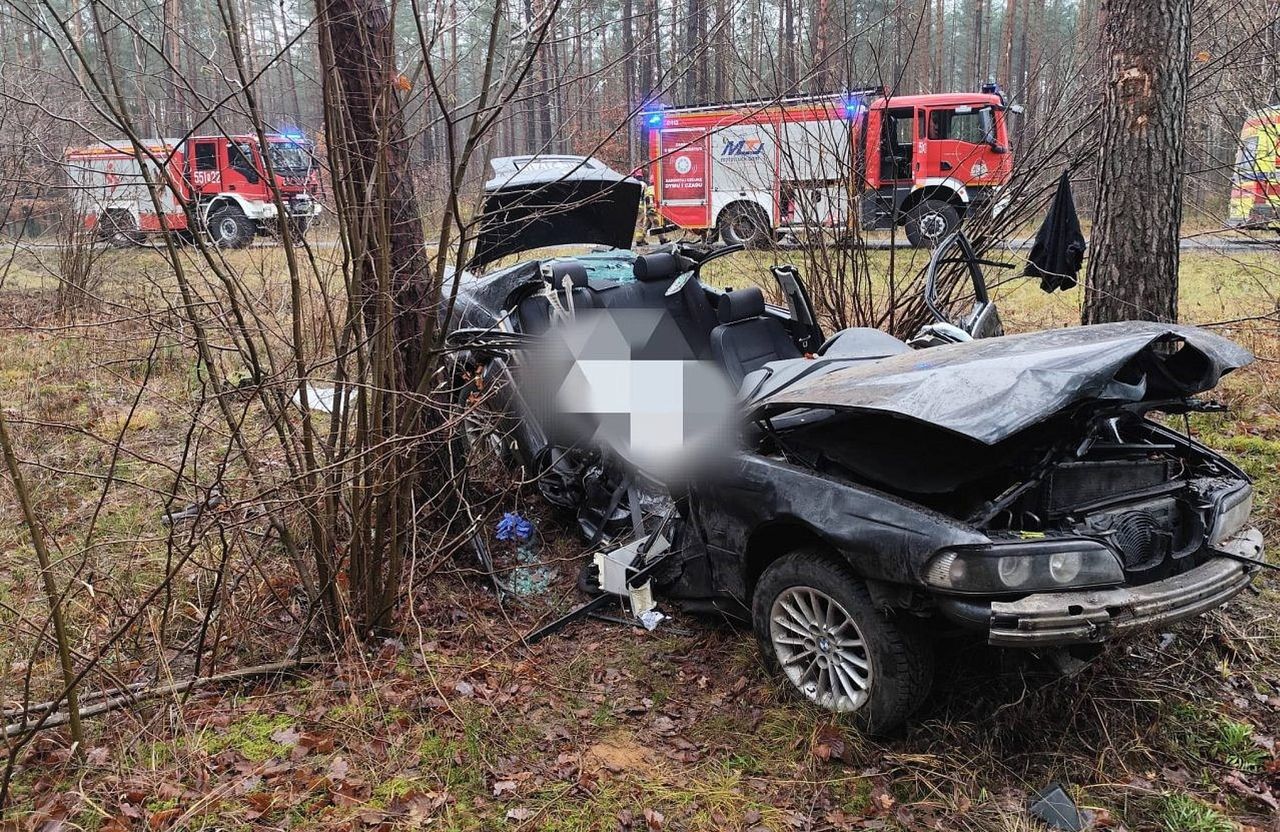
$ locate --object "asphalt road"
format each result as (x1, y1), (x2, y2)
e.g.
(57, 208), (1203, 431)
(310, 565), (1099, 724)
(6, 232), (1277, 254)
(860, 234), (1278, 253)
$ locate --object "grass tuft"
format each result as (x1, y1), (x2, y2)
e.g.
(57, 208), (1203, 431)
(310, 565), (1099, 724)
(1158, 792), (1238, 832)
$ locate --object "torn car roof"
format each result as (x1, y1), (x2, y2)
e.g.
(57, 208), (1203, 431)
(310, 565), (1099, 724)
(754, 322), (1253, 444)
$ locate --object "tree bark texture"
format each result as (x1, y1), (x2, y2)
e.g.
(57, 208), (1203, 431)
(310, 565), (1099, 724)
(316, 0), (437, 632)
(1084, 0), (1190, 323)
(318, 0), (434, 387)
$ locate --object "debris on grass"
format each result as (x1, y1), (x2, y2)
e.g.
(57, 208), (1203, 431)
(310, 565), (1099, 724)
(1027, 782), (1091, 831)
(497, 511), (556, 595)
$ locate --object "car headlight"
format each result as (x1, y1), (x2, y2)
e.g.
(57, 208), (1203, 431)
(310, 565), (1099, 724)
(924, 539), (1124, 594)
(1210, 484), (1253, 546)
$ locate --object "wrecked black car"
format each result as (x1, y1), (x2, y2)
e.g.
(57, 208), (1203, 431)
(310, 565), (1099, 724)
(445, 156), (1265, 732)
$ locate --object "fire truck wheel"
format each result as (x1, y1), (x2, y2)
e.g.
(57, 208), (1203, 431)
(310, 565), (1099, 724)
(287, 216), (311, 240)
(718, 202), (772, 249)
(905, 200), (959, 248)
(207, 206), (255, 249)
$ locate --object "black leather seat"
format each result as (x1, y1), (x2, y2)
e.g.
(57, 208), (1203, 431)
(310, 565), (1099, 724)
(710, 287), (803, 387)
(516, 260), (598, 334)
(602, 252), (719, 359)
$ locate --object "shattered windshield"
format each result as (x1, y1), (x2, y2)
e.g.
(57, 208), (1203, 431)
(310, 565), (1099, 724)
(268, 143), (312, 175)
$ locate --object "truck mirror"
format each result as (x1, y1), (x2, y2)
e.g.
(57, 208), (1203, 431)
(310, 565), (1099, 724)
(980, 108), (1002, 152)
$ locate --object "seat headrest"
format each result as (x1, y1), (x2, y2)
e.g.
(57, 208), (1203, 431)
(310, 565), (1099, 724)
(633, 252), (681, 282)
(718, 287), (765, 323)
(545, 260), (588, 289)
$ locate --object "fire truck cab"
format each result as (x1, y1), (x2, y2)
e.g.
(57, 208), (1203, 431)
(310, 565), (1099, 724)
(65, 133), (322, 248)
(1228, 107), (1280, 230)
(645, 87), (1014, 247)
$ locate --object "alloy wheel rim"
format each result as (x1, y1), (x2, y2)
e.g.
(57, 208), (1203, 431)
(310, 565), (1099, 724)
(219, 218), (239, 240)
(770, 585), (873, 712)
(462, 409), (506, 459)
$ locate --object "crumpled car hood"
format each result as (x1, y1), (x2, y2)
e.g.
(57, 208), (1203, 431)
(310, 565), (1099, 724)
(470, 155), (642, 269)
(754, 322), (1253, 444)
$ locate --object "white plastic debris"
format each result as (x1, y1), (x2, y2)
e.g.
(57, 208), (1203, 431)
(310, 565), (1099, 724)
(291, 383), (355, 415)
(594, 533), (671, 596)
(637, 609), (666, 631)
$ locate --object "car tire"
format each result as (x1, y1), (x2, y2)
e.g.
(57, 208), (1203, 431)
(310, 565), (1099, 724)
(752, 548), (933, 735)
(904, 199), (959, 248)
(718, 202), (772, 249)
(206, 205), (255, 249)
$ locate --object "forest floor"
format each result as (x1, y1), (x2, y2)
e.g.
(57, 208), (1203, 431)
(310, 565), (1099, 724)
(2, 242), (1279, 831)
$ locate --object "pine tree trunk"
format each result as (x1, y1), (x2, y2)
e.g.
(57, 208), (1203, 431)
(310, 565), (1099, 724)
(973, 0), (985, 86)
(683, 0), (699, 103)
(1083, 0), (1190, 324)
(639, 0), (654, 106)
(782, 0), (795, 92)
(315, 0), (438, 632)
(935, 0), (945, 89)
(713, 0), (730, 100)
(999, 0), (1017, 86)
(623, 0), (636, 162)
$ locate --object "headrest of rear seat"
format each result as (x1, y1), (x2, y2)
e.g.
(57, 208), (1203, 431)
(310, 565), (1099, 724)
(632, 252), (681, 282)
(718, 287), (766, 323)
(544, 260), (588, 289)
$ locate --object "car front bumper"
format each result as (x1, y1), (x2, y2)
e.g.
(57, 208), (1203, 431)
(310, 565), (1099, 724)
(938, 528), (1262, 648)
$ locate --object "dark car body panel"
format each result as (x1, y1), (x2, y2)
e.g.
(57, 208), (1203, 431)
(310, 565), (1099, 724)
(471, 156), (643, 269)
(694, 454), (991, 598)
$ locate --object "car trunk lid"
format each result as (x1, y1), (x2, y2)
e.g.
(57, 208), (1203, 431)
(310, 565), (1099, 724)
(470, 155), (643, 269)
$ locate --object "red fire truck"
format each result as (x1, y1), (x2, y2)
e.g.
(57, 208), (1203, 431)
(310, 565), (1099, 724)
(644, 85), (1015, 247)
(64, 133), (322, 248)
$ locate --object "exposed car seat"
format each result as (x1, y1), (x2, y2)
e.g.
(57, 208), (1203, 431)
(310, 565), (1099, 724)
(516, 260), (599, 334)
(710, 287), (803, 387)
(603, 252), (719, 359)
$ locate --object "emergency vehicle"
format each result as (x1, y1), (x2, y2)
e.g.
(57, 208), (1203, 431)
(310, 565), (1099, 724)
(64, 133), (322, 248)
(644, 85), (1015, 247)
(1228, 107), (1280, 229)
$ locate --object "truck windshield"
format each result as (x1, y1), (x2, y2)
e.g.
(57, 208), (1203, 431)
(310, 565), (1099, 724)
(929, 108), (994, 144)
(1235, 135), (1259, 178)
(268, 144), (311, 175)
